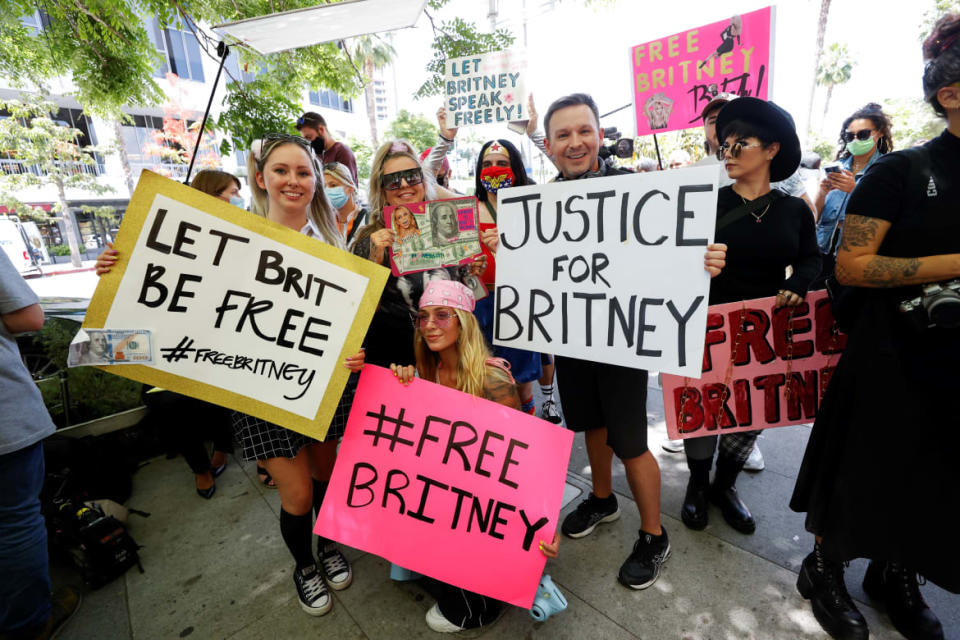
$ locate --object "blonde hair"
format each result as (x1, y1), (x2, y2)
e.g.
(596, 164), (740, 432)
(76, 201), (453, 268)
(323, 161), (356, 190)
(246, 140), (344, 249)
(354, 139), (451, 249)
(414, 308), (513, 398)
(190, 170), (240, 197)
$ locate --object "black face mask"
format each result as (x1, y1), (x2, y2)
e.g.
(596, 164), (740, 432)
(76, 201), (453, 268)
(311, 137), (325, 155)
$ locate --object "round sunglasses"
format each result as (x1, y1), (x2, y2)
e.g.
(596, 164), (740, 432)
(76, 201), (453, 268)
(715, 140), (764, 161)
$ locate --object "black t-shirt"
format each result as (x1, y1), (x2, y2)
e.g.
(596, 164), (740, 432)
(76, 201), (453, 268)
(847, 129), (960, 271)
(710, 185), (821, 305)
(844, 129), (960, 380)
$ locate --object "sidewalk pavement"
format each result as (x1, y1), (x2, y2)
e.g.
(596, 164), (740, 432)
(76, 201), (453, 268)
(53, 377), (956, 640)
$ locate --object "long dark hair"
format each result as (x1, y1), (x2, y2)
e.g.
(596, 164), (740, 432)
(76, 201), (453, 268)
(835, 103), (894, 160)
(473, 139), (532, 205)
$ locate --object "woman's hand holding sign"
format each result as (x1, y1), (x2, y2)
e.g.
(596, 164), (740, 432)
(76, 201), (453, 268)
(481, 227), (499, 254)
(704, 242), (727, 278)
(539, 532), (560, 559)
(95, 242), (118, 275)
(390, 363), (417, 385)
(344, 350), (366, 372)
(436, 106), (458, 141)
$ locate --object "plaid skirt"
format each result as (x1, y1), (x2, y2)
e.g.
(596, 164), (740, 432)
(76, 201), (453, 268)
(232, 372), (358, 461)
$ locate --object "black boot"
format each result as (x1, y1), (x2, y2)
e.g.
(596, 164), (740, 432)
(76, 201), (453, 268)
(709, 456), (755, 534)
(681, 479), (709, 530)
(797, 543), (869, 640)
(863, 560), (943, 640)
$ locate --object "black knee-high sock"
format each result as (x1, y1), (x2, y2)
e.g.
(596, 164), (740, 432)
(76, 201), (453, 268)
(280, 508), (316, 569)
(687, 457), (712, 489)
(312, 479), (331, 550)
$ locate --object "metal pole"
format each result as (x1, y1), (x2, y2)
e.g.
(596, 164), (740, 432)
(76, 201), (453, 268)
(184, 41), (230, 185)
(652, 133), (663, 170)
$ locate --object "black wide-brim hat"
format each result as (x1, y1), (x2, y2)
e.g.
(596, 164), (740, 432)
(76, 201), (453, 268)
(715, 97), (801, 183)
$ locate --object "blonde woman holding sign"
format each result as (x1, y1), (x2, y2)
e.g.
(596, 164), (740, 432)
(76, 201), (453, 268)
(351, 140), (486, 370)
(97, 137), (365, 617)
(391, 280), (560, 633)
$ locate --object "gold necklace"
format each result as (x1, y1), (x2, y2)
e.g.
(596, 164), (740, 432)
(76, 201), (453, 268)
(740, 195), (771, 223)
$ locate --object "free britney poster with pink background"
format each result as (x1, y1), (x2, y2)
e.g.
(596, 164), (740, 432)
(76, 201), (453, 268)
(631, 6), (774, 136)
(316, 365), (573, 608)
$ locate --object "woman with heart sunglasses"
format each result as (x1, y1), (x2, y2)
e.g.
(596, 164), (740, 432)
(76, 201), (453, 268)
(351, 140), (487, 371)
(814, 103), (894, 262)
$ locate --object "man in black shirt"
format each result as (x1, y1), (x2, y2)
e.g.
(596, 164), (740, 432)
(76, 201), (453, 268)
(543, 93), (671, 591)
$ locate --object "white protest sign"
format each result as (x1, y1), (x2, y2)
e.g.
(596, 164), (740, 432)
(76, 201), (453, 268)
(86, 171), (388, 439)
(444, 50), (528, 128)
(493, 167), (718, 377)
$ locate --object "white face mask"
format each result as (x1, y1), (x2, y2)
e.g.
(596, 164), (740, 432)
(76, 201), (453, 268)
(229, 195), (246, 209)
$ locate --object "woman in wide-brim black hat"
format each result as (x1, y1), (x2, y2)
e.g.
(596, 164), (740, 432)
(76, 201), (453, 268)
(678, 97), (821, 536)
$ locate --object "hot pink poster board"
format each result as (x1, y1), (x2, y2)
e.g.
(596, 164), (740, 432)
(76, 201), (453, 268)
(315, 365), (574, 608)
(662, 290), (847, 439)
(631, 6), (774, 136)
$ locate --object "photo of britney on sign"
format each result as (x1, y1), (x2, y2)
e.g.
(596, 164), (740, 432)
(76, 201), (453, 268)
(385, 196), (483, 276)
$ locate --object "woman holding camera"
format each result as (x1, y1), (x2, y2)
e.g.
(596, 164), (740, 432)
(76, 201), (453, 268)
(791, 15), (960, 640)
(814, 103), (894, 267)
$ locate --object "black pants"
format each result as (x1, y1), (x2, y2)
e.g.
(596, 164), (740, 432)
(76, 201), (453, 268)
(143, 390), (233, 474)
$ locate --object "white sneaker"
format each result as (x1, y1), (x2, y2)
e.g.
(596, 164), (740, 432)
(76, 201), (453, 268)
(743, 444), (765, 472)
(425, 603), (465, 633)
(662, 438), (684, 453)
(539, 398), (563, 424)
(294, 564), (332, 616)
(320, 543), (353, 591)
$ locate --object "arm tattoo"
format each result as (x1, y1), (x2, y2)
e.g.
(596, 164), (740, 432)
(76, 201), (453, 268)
(483, 375), (522, 410)
(862, 257), (922, 287)
(840, 215), (880, 251)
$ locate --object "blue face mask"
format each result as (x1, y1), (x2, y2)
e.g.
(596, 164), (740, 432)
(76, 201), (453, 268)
(325, 186), (349, 209)
(229, 195), (245, 209)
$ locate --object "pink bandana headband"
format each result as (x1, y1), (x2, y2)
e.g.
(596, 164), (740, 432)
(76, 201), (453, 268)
(419, 280), (475, 313)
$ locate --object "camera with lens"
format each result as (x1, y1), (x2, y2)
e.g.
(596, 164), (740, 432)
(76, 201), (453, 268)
(599, 127), (635, 168)
(898, 278), (960, 330)
(529, 574), (567, 621)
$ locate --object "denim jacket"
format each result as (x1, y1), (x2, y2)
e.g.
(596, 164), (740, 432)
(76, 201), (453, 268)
(815, 151), (882, 254)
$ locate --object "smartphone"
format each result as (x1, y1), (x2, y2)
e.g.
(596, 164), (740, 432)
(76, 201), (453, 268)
(823, 165), (841, 174)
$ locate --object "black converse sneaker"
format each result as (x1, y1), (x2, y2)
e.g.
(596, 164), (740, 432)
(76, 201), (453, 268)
(561, 493), (620, 538)
(294, 564), (332, 616)
(618, 527), (671, 590)
(320, 542), (353, 591)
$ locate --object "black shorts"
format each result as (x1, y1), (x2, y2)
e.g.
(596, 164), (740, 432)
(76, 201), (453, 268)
(554, 356), (649, 459)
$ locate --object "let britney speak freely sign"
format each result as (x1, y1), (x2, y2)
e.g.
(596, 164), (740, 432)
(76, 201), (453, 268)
(83, 171), (388, 440)
(444, 50), (528, 128)
(662, 290), (847, 439)
(631, 6), (774, 136)
(493, 167), (718, 377)
(315, 365), (573, 608)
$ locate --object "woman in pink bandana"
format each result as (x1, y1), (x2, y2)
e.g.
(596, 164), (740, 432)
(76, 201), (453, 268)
(391, 280), (560, 633)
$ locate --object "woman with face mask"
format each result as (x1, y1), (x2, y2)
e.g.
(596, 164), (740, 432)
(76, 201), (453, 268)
(322, 162), (366, 248)
(814, 104), (894, 275)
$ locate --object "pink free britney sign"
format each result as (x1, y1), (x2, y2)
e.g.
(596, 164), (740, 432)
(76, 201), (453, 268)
(315, 365), (573, 608)
(631, 6), (774, 136)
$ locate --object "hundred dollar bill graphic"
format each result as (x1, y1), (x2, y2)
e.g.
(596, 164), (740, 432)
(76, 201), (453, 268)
(68, 329), (154, 367)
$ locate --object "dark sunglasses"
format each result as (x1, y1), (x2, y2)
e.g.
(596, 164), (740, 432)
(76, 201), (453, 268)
(261, 132), (310, 148)
(842, 128), (875, 142)
(715, 140), (763, 161)
(381, 168), (423, 191)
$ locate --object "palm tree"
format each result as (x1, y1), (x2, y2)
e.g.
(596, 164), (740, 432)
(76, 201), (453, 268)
(805, 0), (832, 144)
(351, 35), (396, 149)
(817, 42), (855, 125)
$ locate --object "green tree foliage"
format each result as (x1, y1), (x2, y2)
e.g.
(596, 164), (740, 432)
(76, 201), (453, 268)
(0, 1), (514, 153)
(417, 0), (515, 98)
(353, 35), (396, 148)
(386, 109), (438, 154)
(633, 129), (707, 169)
(0, 95), (113, 267)
(886, 97), (946, 148)
(348, 136), (374, 184)
(816, 43), (855, 122)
